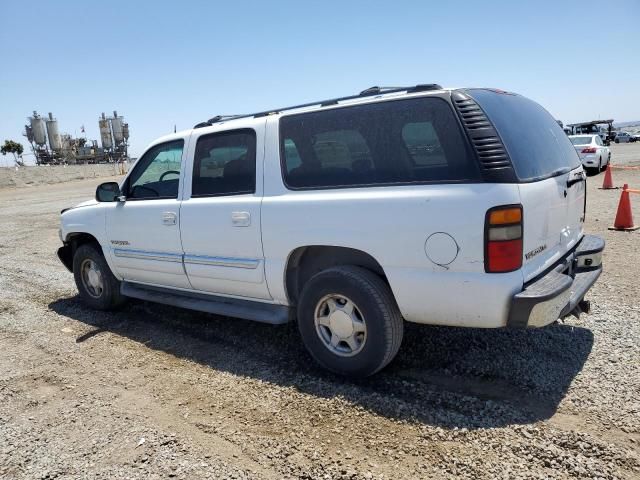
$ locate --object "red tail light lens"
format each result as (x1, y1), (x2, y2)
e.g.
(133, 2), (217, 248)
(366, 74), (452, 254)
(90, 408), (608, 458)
(485, 205), (523, 273)
(581, 147), (597, 153)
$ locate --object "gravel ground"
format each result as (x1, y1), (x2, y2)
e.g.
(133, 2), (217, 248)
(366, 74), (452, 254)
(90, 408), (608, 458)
(1, 144), (639, 479)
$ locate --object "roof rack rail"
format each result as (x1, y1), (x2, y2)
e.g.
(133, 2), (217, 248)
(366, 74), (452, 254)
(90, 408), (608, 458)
(359, 84), (442, 96)
(193, 84), (443, 128)
(194, 115), (244, 129)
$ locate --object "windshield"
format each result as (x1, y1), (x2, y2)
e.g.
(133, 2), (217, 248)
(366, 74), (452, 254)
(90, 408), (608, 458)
(466, 89), (581, 181)
(570, 136), (593, 145)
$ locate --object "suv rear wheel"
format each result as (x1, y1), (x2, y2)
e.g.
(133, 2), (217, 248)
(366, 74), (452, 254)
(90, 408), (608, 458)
(73, 243), (126, 310)
(297, 266), (403, 377)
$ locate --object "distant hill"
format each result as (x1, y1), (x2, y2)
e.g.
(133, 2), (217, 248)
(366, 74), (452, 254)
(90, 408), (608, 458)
(614, 121), (640, 128)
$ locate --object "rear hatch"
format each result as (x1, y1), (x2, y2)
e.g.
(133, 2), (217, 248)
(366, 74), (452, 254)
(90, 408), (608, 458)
(465, 89), (585, 282)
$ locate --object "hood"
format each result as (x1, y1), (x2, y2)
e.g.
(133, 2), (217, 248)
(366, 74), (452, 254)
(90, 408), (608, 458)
(61, 198), (98, 215)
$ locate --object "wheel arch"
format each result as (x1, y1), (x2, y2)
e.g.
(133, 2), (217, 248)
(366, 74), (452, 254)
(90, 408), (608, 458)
(65, 231), (101, 252)
(284, 245), (389, 306)
(58, 232), (103, 272)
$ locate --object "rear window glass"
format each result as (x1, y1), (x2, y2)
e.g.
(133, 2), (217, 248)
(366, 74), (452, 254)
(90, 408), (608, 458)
(280, 97), (479, 189)
(570, 136), (593, 145)
(467, 89), (581, 181)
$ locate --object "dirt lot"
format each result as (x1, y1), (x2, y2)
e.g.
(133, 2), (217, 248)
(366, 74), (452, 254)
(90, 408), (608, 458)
(1, 144), (639, 479)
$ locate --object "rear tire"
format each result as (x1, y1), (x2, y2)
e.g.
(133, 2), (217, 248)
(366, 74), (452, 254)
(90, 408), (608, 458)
(297, 266), (403, 377)
(73, 243), (126, 311)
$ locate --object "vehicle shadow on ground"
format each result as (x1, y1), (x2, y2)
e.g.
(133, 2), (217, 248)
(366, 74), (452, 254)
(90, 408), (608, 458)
(49, 296), (593, 429)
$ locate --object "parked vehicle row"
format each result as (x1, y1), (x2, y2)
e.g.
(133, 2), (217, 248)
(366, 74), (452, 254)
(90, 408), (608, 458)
(614, 131), (636, 143)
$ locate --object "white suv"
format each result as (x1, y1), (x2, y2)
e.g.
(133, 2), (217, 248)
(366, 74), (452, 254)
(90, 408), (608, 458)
(58, 85), (604, 377)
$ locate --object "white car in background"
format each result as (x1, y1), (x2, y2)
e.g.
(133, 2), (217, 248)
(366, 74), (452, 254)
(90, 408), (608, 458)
(569, 135), (610, 172)
(614, 132), (632, 143)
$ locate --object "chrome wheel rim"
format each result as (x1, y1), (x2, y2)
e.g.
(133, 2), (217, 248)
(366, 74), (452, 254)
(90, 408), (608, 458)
(314, 294), (366, 357)
(80, 259), (104, 298)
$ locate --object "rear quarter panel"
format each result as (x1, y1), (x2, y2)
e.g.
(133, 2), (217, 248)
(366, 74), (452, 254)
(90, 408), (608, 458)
(261, 119), (523, 327)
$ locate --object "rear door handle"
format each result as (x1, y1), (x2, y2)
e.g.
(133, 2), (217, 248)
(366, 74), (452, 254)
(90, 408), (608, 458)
(231, 211), (251, 227)
(162, 211), (177, 225)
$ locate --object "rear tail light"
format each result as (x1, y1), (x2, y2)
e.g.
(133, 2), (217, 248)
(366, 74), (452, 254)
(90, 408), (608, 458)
(581, 147), (597, 153)
(485, 205), (523, 273)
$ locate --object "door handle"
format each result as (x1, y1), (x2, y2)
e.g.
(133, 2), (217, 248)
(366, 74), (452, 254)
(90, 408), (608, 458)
(162, 211), (177, 225)
(231, 211), (251, 227)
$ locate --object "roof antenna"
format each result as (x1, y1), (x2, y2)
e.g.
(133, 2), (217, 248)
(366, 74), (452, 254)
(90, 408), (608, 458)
(174, 124), (177, 133)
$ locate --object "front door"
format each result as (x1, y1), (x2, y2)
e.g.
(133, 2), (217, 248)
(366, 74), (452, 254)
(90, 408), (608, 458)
(180, 121), (271, 300)
(106, 139), (190, 289)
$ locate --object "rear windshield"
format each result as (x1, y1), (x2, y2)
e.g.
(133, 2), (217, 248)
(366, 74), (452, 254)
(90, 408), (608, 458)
(279, 97), (479, 190)
(570, 136), (593, 145)
(467, 89), (581, 181)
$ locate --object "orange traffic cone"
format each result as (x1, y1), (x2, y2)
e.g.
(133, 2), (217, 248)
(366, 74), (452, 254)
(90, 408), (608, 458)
(609, 184), (639, 231)
(600, 164), (617, 190)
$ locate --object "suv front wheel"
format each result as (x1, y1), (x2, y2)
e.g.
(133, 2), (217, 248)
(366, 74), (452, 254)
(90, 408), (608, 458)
(297, 266), (404, 377)
(73, 243), (126, 310)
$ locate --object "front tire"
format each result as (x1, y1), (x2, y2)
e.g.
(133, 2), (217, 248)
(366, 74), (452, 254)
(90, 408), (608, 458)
(73, 243), (126, 310)
(297, 266), (403, 377)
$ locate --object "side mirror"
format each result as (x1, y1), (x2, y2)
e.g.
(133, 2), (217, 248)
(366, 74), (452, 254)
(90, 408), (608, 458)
(96, 182), (123, 202)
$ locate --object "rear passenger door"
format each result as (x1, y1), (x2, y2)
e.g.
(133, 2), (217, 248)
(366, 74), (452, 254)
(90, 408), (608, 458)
(179, 119), (271, 300)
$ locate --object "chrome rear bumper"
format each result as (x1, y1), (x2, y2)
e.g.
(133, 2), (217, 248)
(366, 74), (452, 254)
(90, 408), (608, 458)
(507, 235), (604, 329)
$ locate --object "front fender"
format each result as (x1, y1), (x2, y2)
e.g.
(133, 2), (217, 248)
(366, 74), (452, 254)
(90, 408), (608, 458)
(60, 201), (107, 244)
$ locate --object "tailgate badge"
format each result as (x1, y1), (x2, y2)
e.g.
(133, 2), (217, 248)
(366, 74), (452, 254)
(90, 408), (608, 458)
(525, 244), (547, 261)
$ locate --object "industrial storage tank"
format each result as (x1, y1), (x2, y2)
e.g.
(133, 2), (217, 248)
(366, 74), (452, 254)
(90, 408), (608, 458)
(29, 112), (47, 146)
(46, 112), (62, 151)
(122, 123), (129, 140)
(110, 110), (124, 143)
(99, 112), (113, 149)
(24, 125), (34, 143)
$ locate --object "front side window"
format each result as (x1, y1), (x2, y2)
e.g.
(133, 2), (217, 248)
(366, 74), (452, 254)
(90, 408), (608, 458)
(127, 140), (184, 199)
(192, 129), (256, 197)
(280, 97), (478, 189)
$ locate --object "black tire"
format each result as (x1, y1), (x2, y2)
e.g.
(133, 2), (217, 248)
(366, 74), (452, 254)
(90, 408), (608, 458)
(598, 157), (603, 172)
(73, 243), (126, 310)
(297, 265), (403, 377)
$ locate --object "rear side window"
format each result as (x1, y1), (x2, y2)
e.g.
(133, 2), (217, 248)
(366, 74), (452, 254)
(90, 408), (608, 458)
(467, 89), (581, 181)
(280, 97), (478, 189)
(192, 129), (256, 197)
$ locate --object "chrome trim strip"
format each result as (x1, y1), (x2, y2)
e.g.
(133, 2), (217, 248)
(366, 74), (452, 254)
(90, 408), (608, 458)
(112, 248), (260, 269)
(113, 248), (183, 263)
(183, 254), (259, 269)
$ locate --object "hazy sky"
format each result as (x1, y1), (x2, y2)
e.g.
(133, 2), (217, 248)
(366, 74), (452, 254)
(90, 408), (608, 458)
(1, 0), (638, 164)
